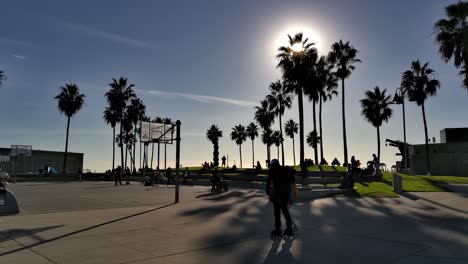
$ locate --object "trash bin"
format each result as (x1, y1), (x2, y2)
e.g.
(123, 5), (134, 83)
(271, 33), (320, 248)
(393, 173), (403, 194)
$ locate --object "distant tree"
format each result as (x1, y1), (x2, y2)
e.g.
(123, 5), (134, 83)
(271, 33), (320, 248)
(277, 33), (318, 176)
(328, 40), (361, 166)
(267, 80), (292, 165)
(261, 128), (273, 166)
(284, 119), (299, 166)
(105, 77), (136, 170)
(231, 125), (247, 168)
(306, 130), (320, 158)
(103, 106), (119, 171)
(317, 56), (338, 165)
(54, 83), (85, 173)
(246, 122), (259, 168)
(434, 1), (468, 89)
(127, 98), (146, 172)
(360, 86), (393, 162)
(271, 130), (283, 160)
(0, 70), (5, 87)
(254, 99), (275, 164)
(401, 60), (440, 174)
(207, 125), (223, 167)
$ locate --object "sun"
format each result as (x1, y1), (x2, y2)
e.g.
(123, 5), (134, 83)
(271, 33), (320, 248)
(274, 25), (323, 54)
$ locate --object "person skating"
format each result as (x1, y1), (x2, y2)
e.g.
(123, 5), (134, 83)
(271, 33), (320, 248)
(114, 166), (122, 186)
(266, 159), (295, 238)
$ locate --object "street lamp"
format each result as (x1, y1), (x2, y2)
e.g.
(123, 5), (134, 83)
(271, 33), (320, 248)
(391, 87), (407, 170)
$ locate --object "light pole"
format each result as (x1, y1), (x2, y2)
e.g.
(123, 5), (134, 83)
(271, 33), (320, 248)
(391, 87), (407, 170)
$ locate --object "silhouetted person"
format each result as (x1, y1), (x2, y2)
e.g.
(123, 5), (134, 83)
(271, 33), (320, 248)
(372, 154), (380, 176)
(43, 164), (49, 177)
(221, 156), (226, 167)
(351, 156), (357, 168)
(115, 166), (122, 186)
(211, 168), (220, 192)
(255, 161), (262, 173)
(165, 167), (175, 186)
(183, 167), (190, 185)
(266, 159), (295, 237)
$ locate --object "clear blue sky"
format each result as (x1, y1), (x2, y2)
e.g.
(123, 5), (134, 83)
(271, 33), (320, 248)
(0, 0), (466, 171)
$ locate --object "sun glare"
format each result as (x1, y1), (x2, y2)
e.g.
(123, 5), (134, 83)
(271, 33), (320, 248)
(274, 25), (322, 54)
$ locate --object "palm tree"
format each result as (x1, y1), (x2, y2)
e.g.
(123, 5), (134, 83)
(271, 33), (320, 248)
(162, 118), (173, 169)
(267, 80), (292, 165)
(231, 125), (247, 168)
(127, 98), (146, 172)
(360, 86), (393, 162)
(284, 119), (298, 166)
(261, 128), (273, 165)
(401, 60), (441, 174)
(277, 33), (318, 176)
(246, 122), (259, 168)
(0, 70), (5, 87)
(317, 56), (338, 164)
(206, 125), (223, 167)
(105, 77), (136, 170)
(434, 1), (468, 89)
(306, 130), (320, 161)
(103, 106), (119, 171)
(254, 99), (275, 165)
(54, 83), (85, 173)
(271, 130), (283, 160)
(328, 40), (361, 166)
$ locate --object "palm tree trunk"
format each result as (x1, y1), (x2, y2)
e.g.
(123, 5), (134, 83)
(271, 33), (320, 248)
(164, 143), (167, 169)
(112, 127), (115, 171)
(319, 94), (324, 165)
(279, 114), (285, 165)
(313, 99), (318, 165)
(377, 126), (381, 163)
(120, 113), (124, 170)
(292, 136), (296, 166)
(421, 103), (431, 174)
(63, 116), (71, 173)
(341, 78), (348, 166)
(125, 144), (128, 170)
(239, 144), (242, 168)
(298, 91), (306, 176)
(151, 142), (155, 168)
(133, 127), (137, 173)
(251, 139), (255, 168)
(277, 146), (279, 160)
(139, 141), (142, 170)
(214, 142), (219, 167)
(157, 141), (161, 169)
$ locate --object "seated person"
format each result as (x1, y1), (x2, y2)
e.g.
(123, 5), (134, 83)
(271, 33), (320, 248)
(255, 161), (262, 173)
(211, 168), (221, 192)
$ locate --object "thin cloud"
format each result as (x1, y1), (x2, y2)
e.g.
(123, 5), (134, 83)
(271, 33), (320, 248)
(59, 19), (153, 49)
(0, 37), (35, 48)
(12, 54), (26, 60)
(144, 89), (257, 107)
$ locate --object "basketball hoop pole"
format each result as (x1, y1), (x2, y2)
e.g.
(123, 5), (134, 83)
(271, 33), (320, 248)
(175, 120), (181, 204)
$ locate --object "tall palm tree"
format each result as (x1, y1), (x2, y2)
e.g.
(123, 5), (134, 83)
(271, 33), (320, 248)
(105, 77), (136, 170)
(0, 70), (5, 87)
(162, 118), (173, 169)
(306, 130), (320, 162)
(103, 106), (119, 171)
(261, 128), (273, 165)
(317, 56), (338, 164)
(267, 80), (292, 165)
(360, 86), (393, 162)
(277, 33), (317, 176)
(284, 119), (298, 166)
(54, 83), (85, 173)
(246, 122), (259, 168)
(231, 125), (247, 168)
(127, 98), (146, 172)
(206, 125), (223, 167)
(401, 60), (441, 174)
(254, 99), (275, 165)
(271, 130), (283, 160)
(328, 40), (361, 166)
(434, 1), (468, 89)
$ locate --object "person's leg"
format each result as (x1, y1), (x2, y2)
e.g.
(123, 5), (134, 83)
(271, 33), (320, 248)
(273, 202), (281, 231)
(280, 202), (293, 230)
(115, 175), (117, 186)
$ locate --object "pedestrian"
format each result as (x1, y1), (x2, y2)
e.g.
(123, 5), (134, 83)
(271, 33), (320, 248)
(266, 159), (296, 237)
(115, 166), (122, 186)
(165, 167), (176, 186)
(221, 156), (226, 167)
(183, 167), (190, 185)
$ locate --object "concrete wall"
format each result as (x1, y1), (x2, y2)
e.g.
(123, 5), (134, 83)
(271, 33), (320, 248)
(408, 143), (468, 176)
(0, 148), (83, 173)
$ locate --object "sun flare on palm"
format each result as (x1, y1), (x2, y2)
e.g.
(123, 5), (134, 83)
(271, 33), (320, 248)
(274, 25), (322, 53)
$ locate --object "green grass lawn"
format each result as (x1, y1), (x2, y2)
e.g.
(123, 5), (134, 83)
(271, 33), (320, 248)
(292, 165), (347, 171)
(424, 175), (468, 184)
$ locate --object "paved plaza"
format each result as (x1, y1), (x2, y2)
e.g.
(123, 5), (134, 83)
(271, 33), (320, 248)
(1, 181), (468, 263)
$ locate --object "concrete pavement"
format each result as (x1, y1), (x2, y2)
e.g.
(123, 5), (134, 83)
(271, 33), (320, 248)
(1, 182), (468, 263)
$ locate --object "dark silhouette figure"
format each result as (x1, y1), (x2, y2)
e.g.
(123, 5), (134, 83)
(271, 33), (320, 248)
(114, 166), (122, 186)
(183, 167), (189, 185)
(165, 167), (175, 186)
(221, 156), (226, 167)
(255, 161), (262, 174)
(211, 168), (220, 192)
(351, 156), (357, 168)
(266, 159), (295, 237)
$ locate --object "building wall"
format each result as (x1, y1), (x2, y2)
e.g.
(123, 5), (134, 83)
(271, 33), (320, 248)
(408, 143), (468, 176)
(440, 128), (468, 143)
(0, 148), (83, 173)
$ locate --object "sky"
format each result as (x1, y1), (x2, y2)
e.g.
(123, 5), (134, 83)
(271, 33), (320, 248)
(0, 0), (466, 172)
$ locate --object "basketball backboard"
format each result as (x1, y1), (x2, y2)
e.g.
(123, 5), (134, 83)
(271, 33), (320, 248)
(10, 145), (32, 157)
(140, 121), (174, 144)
